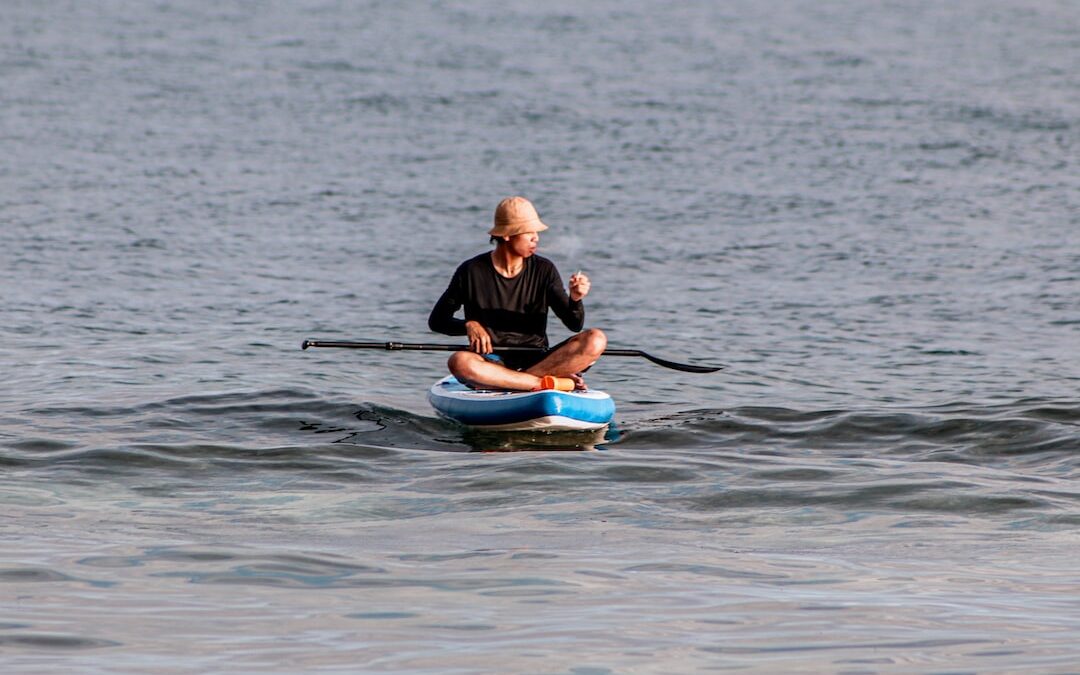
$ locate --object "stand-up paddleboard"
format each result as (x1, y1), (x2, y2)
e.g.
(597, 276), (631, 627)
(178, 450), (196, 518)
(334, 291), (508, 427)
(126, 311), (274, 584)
(428, 376), (615, 431)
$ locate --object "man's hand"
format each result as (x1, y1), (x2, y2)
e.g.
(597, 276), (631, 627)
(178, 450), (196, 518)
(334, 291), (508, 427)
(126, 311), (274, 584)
(465, 320), (493, 354)
(569, 271), (591, 302)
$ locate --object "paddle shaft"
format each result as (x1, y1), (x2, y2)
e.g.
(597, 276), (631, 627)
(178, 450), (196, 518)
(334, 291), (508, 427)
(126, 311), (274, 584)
(301, 340), (721, 373)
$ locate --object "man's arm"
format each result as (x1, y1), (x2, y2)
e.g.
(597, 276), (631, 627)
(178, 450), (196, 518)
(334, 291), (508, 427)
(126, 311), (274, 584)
(548, 269), (586, 332)
(428, 273), (467, 336)
(429, 269), (496, 352)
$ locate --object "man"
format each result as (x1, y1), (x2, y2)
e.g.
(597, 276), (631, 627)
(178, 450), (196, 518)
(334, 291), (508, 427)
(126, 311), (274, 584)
(428, 196), (606, 391)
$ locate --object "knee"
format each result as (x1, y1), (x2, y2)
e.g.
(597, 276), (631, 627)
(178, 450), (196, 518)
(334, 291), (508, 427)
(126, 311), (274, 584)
(582, 328), (607, 357)
(447, 351), (477, 377)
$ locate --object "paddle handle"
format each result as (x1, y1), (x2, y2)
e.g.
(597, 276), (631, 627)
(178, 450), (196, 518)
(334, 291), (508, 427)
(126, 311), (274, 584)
(301, 340), (540, 352)
(301, 339), (722, 373)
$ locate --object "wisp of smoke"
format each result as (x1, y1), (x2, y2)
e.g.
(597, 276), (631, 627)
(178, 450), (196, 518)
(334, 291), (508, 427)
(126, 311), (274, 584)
(548, 233), (584, 272)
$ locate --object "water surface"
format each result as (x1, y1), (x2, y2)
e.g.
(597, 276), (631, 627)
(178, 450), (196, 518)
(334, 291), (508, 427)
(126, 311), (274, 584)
(2, 0), (1079, 671)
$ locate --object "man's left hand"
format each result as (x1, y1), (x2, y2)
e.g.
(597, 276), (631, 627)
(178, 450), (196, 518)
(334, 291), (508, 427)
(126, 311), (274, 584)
(569, 272), (590, 302)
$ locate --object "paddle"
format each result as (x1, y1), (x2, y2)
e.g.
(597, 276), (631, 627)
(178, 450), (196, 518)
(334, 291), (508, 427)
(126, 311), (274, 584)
(301, 340), (722, 374)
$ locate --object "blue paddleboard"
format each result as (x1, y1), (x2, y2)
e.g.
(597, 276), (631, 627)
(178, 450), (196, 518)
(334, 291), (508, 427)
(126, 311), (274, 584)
(428, 376), (615, 431)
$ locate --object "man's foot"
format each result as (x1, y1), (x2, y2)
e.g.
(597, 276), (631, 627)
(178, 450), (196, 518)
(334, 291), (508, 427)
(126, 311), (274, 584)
(570, 373), (587, 391)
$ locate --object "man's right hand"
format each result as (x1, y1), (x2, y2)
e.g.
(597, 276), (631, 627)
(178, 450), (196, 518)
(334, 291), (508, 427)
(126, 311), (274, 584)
(465, 321), (493, 354)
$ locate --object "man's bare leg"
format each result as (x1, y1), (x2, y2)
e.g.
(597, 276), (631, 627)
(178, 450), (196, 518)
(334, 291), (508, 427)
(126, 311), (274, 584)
(448, 351), (543, 390)
(524, 329), (607, 389)
(447, 329), (607, 391)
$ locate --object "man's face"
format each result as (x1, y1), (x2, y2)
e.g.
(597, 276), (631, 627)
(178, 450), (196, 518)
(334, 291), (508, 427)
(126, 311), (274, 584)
(507, 231), (539, 258)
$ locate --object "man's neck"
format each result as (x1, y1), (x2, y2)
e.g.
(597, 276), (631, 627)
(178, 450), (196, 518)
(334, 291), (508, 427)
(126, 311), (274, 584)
(490, 246), (524, 278)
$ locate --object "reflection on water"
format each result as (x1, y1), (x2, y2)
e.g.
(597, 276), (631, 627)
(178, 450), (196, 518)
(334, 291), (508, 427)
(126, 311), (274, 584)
(461, 425), (619, 453)
(298, 406), (620, 452)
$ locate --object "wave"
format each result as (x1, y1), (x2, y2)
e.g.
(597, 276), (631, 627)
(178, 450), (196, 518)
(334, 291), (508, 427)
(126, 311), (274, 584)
(621, 400), (1080, 465)
(8, 389), (1079, 462)
(4, 392), (1078, 525)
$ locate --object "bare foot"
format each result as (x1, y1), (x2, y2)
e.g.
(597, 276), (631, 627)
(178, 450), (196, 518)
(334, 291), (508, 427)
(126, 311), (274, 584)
(570, 373), (587, 391)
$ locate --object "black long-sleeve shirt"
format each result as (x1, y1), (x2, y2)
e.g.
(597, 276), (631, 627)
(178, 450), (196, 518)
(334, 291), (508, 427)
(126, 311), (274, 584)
(428, 253), (584, 349)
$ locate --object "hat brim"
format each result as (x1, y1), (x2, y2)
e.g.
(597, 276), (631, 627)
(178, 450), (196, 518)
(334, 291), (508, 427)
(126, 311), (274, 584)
(488, 220), (549, 237)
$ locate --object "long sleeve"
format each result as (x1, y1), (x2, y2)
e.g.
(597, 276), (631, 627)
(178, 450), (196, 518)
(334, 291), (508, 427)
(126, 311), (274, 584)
(428, 269), (468, 336)
(547, 269), (585, 333)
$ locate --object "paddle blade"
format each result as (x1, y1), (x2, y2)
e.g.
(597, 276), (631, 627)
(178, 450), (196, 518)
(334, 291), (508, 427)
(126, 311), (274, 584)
(602, 348), (723, 373)
(641, 353), (723, 373)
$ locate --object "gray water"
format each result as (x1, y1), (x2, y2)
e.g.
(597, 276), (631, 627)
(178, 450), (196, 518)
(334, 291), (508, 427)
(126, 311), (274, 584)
(3, 0), (1080, 672)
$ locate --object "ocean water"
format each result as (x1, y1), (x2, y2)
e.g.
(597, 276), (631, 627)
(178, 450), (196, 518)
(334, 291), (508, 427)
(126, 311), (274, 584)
(2, 0), (1079, 671)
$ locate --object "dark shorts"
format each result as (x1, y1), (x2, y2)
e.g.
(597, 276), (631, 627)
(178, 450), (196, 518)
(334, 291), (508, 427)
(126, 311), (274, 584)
(488, 350), (546, 372)
(488, 337), (574, 372)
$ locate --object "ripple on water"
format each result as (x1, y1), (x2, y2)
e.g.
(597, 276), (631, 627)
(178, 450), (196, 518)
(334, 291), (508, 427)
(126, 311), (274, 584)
(0, 634), (122, 650)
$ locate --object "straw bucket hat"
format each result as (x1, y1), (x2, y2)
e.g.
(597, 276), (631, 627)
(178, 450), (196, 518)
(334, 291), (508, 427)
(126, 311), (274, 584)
(488, 196), (549, 237)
